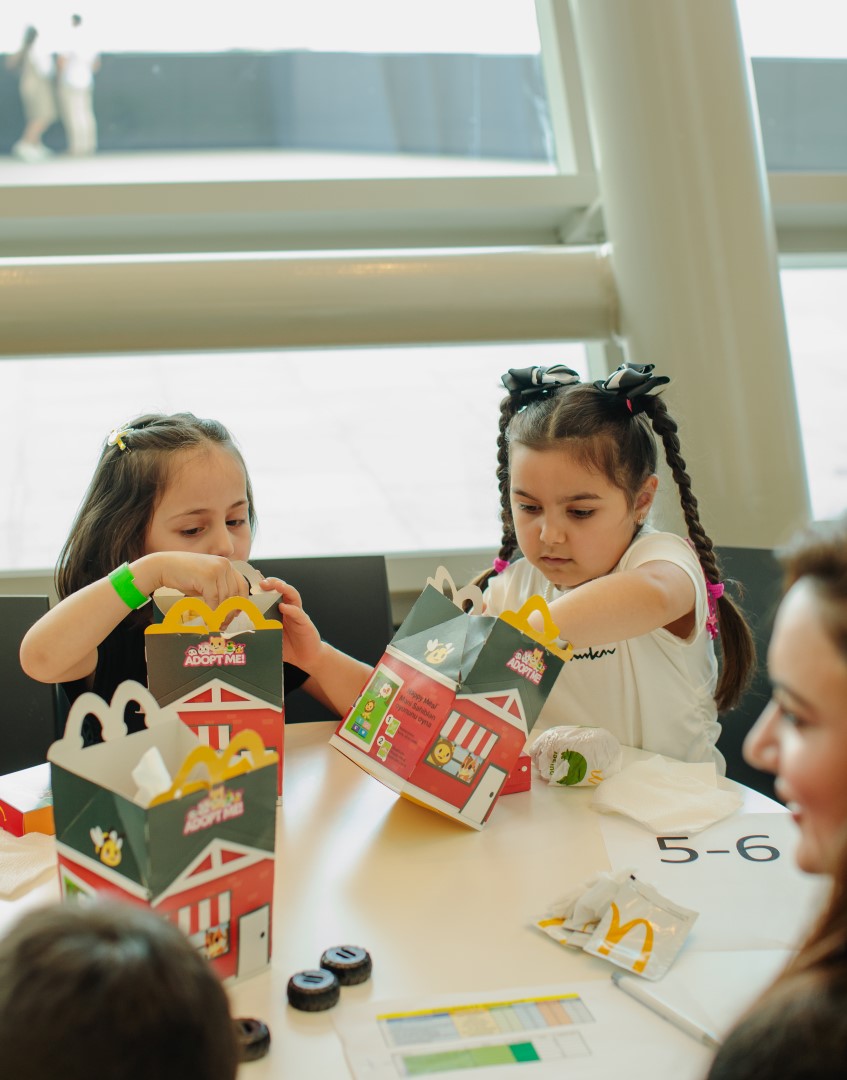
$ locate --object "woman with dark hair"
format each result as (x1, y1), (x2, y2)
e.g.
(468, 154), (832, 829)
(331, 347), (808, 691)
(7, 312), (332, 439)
(706, 516), (847, 1079)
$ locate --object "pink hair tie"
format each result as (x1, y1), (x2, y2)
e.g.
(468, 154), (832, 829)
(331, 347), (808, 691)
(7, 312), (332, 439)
(705, 581), (725, 639)
(492, 558), (510, 575)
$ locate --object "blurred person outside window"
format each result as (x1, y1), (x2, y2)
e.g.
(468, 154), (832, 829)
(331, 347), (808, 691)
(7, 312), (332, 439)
(6, 23), (57, 162)
(56, 13), (100, 156)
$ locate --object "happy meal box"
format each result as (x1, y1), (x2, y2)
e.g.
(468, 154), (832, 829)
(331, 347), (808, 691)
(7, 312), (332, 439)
(331, 568), (571, 829)
(48, 682), (278, 983)
(144, 593), (284, 795)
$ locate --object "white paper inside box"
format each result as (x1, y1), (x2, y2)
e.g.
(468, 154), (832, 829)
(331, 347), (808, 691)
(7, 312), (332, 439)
(49, 715), (200, 797)
(47, 681), (279, 984)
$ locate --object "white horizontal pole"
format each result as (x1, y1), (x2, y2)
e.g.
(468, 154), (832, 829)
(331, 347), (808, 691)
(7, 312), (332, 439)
(0, 247), (616, 356)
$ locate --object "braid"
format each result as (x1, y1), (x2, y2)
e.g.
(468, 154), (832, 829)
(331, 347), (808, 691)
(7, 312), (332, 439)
(495, 396), (520, 558)
(470, 394), (522, 590)
(645, 399), (715, 575)
(645, 397), (756, 711)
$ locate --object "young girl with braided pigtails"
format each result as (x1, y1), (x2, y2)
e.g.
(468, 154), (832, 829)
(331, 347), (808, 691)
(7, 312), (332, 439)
(477, 362), (755, 768)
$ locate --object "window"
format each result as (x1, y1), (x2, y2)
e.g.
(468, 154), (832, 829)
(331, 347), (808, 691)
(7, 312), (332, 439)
(738, 0), (847, 171)
(780, 265), (847, 520)
(0, 342), (588, 570)
(2, 1), (556, 179)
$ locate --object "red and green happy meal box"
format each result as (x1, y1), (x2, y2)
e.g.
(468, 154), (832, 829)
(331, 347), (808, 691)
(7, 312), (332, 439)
(144, 592), (285, 795)
(48, 681), (278, 984)
(331, 567), (572, 829)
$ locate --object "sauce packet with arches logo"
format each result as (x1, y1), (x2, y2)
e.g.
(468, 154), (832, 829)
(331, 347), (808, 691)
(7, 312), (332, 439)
(583, 875), (698, 980)
(536, 870), (697, 978)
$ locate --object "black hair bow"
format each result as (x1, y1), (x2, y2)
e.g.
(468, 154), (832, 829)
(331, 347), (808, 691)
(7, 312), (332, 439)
(594, 363), (669, 414)
(501, 364), (581, 407)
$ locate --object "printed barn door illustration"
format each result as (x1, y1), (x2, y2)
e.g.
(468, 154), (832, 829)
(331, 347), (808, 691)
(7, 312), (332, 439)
(238, 904), (270, 980)
(462, 765), (508, 824)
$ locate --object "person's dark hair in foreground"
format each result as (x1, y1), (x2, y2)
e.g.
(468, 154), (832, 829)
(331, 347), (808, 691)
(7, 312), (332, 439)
(0, 900), (239, 1080)
(706, 516), (847, 1079)
(707, 839), (847, 1080)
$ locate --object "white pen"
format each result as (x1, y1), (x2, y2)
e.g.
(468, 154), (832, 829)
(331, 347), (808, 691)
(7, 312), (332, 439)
(611, 970), (722, 1050)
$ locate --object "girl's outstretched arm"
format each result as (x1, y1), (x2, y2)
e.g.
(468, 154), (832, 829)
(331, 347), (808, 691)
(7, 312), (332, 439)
(260, 578), (372, 718)
(545, 561), (697, 646)
(20, 552), (250, 685)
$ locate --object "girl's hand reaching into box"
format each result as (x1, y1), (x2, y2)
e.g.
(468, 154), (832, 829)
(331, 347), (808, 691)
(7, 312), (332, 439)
(259, 577), (373, 718)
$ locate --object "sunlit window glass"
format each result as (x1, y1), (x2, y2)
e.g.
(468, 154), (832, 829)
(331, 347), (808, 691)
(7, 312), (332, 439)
(1, 1), (555, 178)
(0, 342), (588, 570)
(780, 267), (847, 521)
(737, 0), (847, 171)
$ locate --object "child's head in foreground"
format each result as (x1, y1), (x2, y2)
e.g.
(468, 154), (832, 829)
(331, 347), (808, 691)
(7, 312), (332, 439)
(0, 900), (239, 1080)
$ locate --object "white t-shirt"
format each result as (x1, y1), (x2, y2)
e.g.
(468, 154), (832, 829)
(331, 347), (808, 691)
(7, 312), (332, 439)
(59, 27), (99, 90)
(483, 530), (723, 769)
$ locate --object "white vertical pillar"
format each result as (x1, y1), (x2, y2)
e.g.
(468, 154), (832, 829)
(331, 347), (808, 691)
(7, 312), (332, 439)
(569, 0), (810, 546)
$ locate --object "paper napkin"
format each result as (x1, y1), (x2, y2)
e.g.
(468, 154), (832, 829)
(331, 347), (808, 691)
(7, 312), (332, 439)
(0, 829), (56, 897)
(591, 755), (743, 833)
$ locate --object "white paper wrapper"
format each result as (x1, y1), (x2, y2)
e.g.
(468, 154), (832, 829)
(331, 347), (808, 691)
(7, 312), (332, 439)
(131, 745), (173, 807)
(583, 875), (699, 980)
(536, 869), (698, 979)
(536, 868), (636, 949)
(529, 725), (623, 787)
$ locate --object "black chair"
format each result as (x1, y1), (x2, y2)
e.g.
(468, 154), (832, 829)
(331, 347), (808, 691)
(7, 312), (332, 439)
(714, 547), (783, 799)
(0, 595), (61, 774)
(251, 555), (394, 724)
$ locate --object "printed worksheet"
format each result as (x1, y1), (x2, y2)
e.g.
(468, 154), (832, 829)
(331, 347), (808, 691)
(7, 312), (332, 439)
(332, 981), (713, 1079)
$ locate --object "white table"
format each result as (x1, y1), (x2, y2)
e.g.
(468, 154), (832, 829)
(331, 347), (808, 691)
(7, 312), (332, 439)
(0, 724), (803, 1079)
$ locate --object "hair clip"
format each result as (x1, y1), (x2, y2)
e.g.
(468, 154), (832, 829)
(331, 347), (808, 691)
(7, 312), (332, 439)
(501, 365), (581, 407)
(107, 425), (132, 453)
(594, 363), (670, 415)
(705, 580), (725, 639)
(492, 557), (510, 575)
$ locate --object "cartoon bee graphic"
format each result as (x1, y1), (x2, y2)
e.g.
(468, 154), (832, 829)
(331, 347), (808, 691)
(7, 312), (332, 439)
(90, 826), (123, 868)
(425, 639), (454, 665)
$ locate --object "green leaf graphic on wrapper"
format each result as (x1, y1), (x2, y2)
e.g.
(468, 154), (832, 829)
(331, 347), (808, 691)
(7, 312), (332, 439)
(553, 750), (588, 787)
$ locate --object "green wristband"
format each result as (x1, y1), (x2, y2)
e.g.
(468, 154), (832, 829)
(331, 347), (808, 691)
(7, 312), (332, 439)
(108, 562), (151, 610)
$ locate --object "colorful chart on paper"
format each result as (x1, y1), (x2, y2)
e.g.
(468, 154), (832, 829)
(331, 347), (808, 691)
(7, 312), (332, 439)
(376, 994), (594, 1075)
